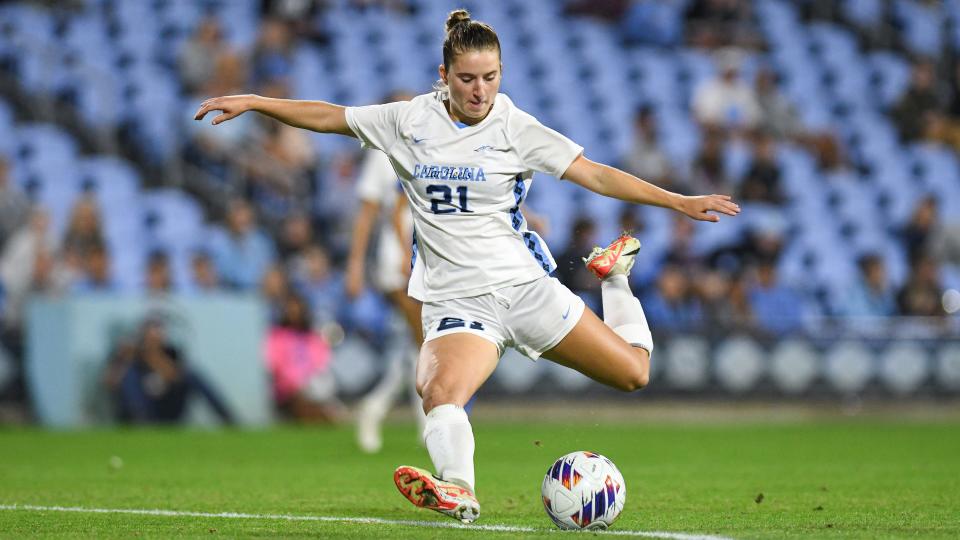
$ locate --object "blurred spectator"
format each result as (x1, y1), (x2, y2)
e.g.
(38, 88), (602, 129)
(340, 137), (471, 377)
(897, 256), (945, 317)
(209, 199), (276, 289)
(145, 250), (172, 295)
(893, 59), (945, 142)
(1, 209), (69, 327)
(643, 264), (703, 332)
(62, 195), (105, 262)
(265, 294), (341, 423)
(664, 213), (700, 268)
(684, 0), (760, 49)
(692, 49), (761, 131)
(901, 195), (938, 263)
(252, 18), (294, 86)
(291, 244), (344, 327)
(619, 205), (645, 236)
(564, 0), (629, 21)
(262, 0), (331, 44)
(103, 316), (234, 424)
(811, 132), (849, 174)
(278, 212), (314, 262)
(261, 265), (291, 323)
(919, 110), (960, 151)
(842, 254), (896, 317)
(689, 126), (733, 195)
(189, 250), (220, 294)
(178, 16), (230, 94)
(0, 158), (29, 249)
(738, 133), (785, 204)
(694, 268), (752, 332)
(622, 105), (677, 191)
(243, 98), (317, 216)
(747, 260), (805, 335)
(754, 67), (800, 139)
(186, 53), (253, 173)
(554, 216), (601, 311)
(72, 241), (116, 293)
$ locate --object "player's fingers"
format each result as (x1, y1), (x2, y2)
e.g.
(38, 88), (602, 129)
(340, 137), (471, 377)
(212, 112), (234, 125)
(715, 202), (739, 216)
(712, 198), (740, 214)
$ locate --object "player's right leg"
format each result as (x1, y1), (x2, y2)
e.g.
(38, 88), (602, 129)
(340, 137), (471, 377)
(394, 332), (498, 523)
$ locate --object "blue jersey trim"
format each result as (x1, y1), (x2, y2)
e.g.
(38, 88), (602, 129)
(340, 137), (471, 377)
(509, 175), (555, 274)
(454, 121), (469, 129)
(411, 230), (418, 270)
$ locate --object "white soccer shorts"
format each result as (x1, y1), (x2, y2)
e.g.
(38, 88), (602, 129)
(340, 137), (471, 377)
(420, 276), (586, 360)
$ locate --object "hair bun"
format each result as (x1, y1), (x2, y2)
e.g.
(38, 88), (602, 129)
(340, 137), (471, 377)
(445, 9), (471, 33)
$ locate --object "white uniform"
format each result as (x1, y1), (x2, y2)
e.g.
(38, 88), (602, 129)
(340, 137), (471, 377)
(346, 92), (586, 358)
(355, 150), (413, 292)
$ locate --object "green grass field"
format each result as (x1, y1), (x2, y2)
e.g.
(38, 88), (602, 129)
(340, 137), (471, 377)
(1, 413), (959, 539)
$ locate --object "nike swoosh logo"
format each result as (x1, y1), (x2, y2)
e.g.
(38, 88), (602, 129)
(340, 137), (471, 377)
(562, 304), (571, 319)
(412, 136), (426, 144)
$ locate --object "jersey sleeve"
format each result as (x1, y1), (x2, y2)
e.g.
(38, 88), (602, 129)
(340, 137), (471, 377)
(511, 111), (584, 178)
(344, 101), (408, 152)
(355, 150), (396, 204)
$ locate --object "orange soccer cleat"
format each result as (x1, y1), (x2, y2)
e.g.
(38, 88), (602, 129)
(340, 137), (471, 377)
(393, 465), (480, 523)
(583, 233), (642, 280)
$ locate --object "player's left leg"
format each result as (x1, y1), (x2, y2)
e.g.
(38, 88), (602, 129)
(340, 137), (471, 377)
(541, 234), (652, 391)
(541, 307), (650, 391)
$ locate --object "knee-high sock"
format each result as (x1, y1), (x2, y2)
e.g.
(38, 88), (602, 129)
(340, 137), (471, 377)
(423, 404), (475, 491)
(600, 274), (654, 353)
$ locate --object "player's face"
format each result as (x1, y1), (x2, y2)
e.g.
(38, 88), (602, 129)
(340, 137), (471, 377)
(440, 49), (501, 124)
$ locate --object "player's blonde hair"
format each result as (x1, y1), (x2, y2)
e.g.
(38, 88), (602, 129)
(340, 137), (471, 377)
(434, 9), (501, 94)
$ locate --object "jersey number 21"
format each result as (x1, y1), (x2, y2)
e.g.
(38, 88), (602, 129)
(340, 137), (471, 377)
(426, 184), (472, 214)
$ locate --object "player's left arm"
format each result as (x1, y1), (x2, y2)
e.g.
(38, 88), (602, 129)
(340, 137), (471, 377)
(561, 155), (740, 222)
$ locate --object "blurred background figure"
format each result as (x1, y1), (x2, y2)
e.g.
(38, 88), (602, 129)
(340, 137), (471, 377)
(265, 294), (341, 423)
(103, 316), (233, 425)
(209, 198), (276, 290)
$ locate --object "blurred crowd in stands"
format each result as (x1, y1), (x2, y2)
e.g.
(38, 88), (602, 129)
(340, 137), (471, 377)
(2, 0), (960, 420)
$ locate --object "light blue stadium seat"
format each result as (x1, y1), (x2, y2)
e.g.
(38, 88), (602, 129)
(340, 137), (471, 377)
(76, 156), (142, 204)
(909, 143), (960, 192)
(808, 23), (860, 69)
(843, 0), (884, 28)
(868, 51), (911, 108)
(894, 0), (943, 56)
(0, 3), (53, 44)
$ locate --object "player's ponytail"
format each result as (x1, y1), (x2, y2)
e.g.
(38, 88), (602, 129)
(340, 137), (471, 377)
(440, 8), (500, 73)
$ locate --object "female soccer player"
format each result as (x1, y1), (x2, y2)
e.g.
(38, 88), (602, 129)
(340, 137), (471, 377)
(194, 9), (739, 524)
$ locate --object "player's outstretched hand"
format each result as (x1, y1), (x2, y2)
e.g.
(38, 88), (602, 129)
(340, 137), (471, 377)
(194, 94), (257, 125)
(676, 194), (740, 222)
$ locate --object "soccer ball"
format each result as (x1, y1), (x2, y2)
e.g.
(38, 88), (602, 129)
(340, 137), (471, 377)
(541, 451), (626, 530)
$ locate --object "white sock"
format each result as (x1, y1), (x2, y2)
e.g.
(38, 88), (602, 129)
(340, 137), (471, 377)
(423, 404), (475, 491)
(601, 274), (654, 354)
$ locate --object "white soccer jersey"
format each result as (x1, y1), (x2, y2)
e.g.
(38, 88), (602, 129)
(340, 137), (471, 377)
(355, 149), (413, 292)
(346, 92), (583, 302)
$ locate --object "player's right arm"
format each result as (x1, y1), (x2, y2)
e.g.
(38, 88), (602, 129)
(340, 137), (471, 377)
(345, 200), (379, 299)
(193, 94), (355, 137)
